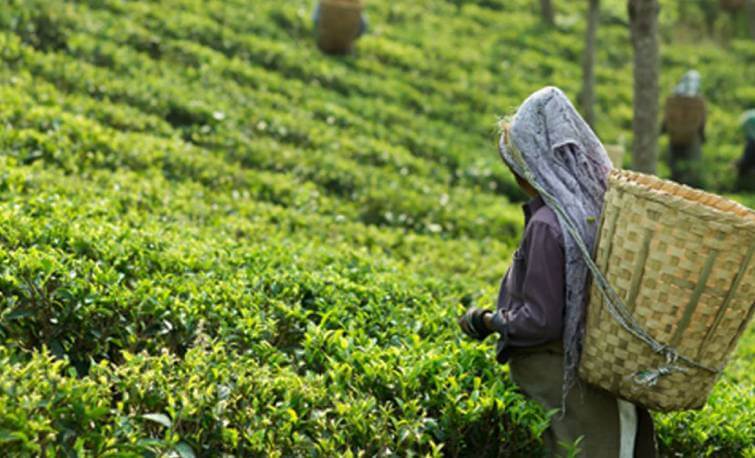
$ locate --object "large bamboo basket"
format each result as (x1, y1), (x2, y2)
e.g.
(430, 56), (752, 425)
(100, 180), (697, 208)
(664, 95), (705, 146)
(316, 0), (363, 54)
(580, 170), (755, 412)
(720, 0), (745, 12)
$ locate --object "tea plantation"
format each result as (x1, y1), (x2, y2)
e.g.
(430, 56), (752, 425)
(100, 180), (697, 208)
(0, 0), (753, 456)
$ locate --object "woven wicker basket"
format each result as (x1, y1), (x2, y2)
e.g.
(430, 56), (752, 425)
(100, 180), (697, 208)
(316, 0), (363, 54)
(720, 0), (745, 12)
(664, 95), (705, 146)
(580, 170), (755, 412)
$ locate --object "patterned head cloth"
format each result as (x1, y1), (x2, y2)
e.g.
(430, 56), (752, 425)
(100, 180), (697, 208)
(673, 70), (702, 97)
(498, 86), (612, 407)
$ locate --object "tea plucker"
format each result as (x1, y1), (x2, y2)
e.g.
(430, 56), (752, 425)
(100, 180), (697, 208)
(661, 70), (707, 187)
(459, 87), (656, 457)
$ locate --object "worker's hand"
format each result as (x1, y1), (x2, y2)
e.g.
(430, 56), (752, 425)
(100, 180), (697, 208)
(458, 307), (493, 341)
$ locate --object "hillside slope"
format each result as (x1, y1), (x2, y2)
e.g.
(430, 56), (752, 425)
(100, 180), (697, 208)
(0, 0), (753, 456)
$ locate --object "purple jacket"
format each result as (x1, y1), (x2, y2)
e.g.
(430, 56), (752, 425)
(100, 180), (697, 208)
(491, 196), (565, 364)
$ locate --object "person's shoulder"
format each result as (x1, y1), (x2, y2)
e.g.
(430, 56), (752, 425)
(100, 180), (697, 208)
(531, 204), (558, 228)
(529, 205), (563, 245)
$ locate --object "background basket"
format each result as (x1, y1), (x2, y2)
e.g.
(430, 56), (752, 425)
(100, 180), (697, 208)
(664, 95), (706, 146)
(316, 0), (363, 54)
(720, 0), (745, 12)
(579, 170), (755, 412)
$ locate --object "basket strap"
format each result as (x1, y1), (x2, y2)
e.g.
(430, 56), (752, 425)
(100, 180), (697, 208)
(504, 139), (722, 382)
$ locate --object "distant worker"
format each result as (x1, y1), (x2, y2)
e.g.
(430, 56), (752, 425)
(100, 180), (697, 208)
(314, 0), (367, 55)
(735, 109), (755, 191)
(662, 70), (706, 187)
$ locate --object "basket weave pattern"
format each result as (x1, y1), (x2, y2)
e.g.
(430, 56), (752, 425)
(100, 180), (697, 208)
(579, 170), (755, 411)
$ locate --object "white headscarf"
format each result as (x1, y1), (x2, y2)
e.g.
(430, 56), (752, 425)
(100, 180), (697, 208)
(673, 70), (702, 97)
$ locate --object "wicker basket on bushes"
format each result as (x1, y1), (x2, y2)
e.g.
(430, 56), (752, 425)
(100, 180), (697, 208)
(316, 0), (363, 54)
(664, 95), (706, 146)
(720, 0), (745, 12)
(579, 170), (755, 412)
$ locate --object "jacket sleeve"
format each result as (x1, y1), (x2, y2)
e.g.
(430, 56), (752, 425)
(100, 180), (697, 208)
(490, 220), (565, 346)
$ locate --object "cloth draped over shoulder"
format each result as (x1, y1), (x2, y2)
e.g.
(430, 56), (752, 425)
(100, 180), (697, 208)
(498, 86), (612, 407)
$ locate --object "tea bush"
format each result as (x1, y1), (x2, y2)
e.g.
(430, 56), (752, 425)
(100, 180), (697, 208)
(0, 0), (752, 456)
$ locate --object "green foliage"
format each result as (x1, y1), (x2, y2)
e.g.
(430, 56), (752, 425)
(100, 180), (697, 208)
(0, 0), (752, 456)
(655, 327), (755, 457)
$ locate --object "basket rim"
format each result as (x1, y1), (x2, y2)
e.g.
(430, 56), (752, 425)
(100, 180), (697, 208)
(665, 94), (706, 103)
(608, 169), (755, 230)
(320, 0), (363, 9)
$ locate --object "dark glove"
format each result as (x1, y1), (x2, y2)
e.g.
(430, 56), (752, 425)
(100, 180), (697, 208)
(458, 307), (493, 341)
